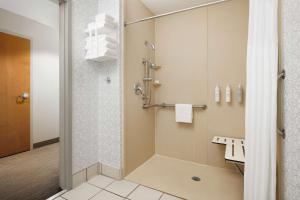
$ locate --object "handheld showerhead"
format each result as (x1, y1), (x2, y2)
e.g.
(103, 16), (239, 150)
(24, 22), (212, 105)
(145, 40), (155, 51)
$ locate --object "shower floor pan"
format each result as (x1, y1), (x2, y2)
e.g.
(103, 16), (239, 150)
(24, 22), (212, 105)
(125, 155), (243, 200)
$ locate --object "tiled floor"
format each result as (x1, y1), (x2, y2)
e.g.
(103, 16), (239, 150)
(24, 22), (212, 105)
(55, 175), (183, 200)
(125, 155), (243, 200)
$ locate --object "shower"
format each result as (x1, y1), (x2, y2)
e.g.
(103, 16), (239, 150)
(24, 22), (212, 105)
(134, 40), (160, 106)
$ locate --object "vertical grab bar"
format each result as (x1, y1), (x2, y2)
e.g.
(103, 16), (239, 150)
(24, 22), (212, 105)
(277, 70), (285, 139)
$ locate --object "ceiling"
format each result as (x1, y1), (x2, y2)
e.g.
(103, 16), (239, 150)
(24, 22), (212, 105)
(0, 0), (59, 29)
(140, 0), (217, 15)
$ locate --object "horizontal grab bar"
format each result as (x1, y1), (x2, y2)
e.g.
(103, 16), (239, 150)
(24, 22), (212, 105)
(143, 103), (207, 110)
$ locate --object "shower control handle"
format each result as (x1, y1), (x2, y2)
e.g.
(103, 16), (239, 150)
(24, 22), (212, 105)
(133, 83), (144, 96)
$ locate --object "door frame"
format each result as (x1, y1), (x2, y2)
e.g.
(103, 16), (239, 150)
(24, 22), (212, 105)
(58, 0), (72, 190)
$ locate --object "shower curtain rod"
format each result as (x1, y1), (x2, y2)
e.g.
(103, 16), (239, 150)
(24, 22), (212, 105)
(124, 0), (231, 27)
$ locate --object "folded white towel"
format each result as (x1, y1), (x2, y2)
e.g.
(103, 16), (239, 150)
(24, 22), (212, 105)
(85, 48), (117, 60)
(98, 35), (117, 44)
(95, 13), (115, 23)
(95, 21), (115, 29)
(175, 104), (193, 123)
(98, 49), (117, 57)
(85, 22), (116, 35)
(99, 42), (117, 50)
(85, 38), (117, 50)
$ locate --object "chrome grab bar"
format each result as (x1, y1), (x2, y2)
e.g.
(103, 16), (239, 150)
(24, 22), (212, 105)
(143, 103), (207, 110)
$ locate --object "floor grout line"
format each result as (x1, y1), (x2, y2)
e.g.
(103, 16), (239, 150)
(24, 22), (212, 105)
(158, 193), (164, 200)
(68, 175), (185, 200)
(86, 180), (137, 199)
(125, 183), (140, 198)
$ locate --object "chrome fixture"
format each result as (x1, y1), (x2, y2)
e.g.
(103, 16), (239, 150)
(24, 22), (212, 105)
(278, 70), (285, 80)
(191, 176), (201, 182)
(133, 83), (144, 96)
(144, 41), (155, 51)
(143, 103), (207, 110)
(106, 77), (111, 83)
(277, 69), (286, 139)
(134, 41), (162, 105)
(277, 129), (286, 139)
(124, 0), (231, 27)
(143, 60), (161, 70)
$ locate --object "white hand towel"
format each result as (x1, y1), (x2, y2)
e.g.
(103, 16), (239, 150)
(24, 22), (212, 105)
(175, 104), (193, 123)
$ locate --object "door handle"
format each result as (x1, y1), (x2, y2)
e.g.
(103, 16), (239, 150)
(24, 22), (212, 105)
(16, 92), (29, 104)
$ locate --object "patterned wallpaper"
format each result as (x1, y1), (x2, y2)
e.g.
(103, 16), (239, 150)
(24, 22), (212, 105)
(72, 0), (122, 173)
(97, 0), (122, 170)
(281, 0), (300, 199)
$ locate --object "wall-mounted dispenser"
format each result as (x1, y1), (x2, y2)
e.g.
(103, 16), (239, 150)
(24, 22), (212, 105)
(236, 84), (243, 103)
(215, 85), (221, 103)
(225, 84), (231, 103)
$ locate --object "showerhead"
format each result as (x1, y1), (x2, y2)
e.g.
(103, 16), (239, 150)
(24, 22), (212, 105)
(145, 40), (155, 51)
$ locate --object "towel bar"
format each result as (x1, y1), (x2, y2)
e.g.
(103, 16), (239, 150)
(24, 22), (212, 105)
(143, 103), (207, 110)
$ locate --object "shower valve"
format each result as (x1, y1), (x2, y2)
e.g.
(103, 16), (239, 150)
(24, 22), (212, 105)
(133, 83), (144, 96)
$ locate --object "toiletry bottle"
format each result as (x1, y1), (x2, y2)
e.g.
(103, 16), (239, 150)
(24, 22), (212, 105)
(226, 84), (231, 103)
(215, 85), (221, 103)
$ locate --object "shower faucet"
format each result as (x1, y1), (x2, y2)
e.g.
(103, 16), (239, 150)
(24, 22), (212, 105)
(133, 83), (144, 96)
(144, 40), (155, 51)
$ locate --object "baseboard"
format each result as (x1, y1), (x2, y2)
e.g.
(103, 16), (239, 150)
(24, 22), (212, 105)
(33, 138), (60, 149)
(46, 189), (67, 200)
(102, 164), (122, 180)
(72, 162), (122, 188)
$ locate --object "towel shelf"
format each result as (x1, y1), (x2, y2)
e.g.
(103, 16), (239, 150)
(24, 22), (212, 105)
(143, 103), (207, 110)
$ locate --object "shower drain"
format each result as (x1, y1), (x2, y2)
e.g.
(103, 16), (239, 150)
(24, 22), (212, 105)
(191, 176), (201, 182)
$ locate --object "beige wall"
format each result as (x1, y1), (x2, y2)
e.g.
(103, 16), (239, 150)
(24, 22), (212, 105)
(124, 0), (156, 175)
(155, 0), (249, 168)
(124, 0), (249, 174)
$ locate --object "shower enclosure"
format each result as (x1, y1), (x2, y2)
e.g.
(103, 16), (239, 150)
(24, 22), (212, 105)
(123, 0), (248, 199)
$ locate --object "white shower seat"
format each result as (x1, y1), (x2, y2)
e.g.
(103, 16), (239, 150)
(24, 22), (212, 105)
(212, 136), (245, 175)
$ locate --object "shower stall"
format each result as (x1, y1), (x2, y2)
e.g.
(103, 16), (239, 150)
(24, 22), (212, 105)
(123, 0), (248, 199)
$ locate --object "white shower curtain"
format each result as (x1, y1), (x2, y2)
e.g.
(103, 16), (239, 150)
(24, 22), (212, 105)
(244, 0), (278, 200)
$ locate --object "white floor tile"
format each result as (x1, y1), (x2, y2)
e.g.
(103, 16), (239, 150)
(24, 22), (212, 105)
(105, 180), (138, 197)
(88, 175), (115, 188)
(90, 190), (125, 200)
(160, 194), (183, 200)
(62, 183), (101, 200)
(128, 186), (162, 200)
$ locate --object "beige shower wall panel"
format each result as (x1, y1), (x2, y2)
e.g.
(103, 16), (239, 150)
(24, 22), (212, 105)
(154, 8), (208, 164)
(154, 0), (248, 168)
(206, 0), (248, 167)
(124, 0), (156, 175)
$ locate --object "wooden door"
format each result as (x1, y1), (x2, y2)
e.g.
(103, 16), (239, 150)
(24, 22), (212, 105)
(0, 32), (30, 158)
